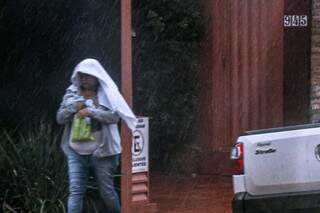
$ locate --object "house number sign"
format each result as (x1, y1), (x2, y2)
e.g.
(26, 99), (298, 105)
(284, 15), (308, 27)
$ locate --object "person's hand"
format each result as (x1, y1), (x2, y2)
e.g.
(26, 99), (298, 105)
(64, 95), (85, 112)
(77, 108), (90, 118)
(76, 103), (86, 111)
(65, 95), (85, 106)
(84, 99), (95, 108)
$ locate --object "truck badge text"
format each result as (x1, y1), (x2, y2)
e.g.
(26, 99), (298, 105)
(255, 148), (277, 155)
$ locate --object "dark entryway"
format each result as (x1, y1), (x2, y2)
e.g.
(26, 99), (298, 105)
(284, 0), (311, 125)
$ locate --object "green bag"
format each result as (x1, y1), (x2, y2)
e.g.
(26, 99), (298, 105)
(71, 115), (95, 142)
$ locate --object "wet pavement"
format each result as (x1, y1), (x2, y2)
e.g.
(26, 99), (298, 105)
(150, 173), (233, 213)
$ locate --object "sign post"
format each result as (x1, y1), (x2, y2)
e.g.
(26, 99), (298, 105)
(131, 117), (149, 203)
(131, 118), (158, 212)
(121, 0), (133, 212)
(121, 0), (157, 211)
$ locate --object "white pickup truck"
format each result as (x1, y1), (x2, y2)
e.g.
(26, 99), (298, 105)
(231, 124), (320, 213)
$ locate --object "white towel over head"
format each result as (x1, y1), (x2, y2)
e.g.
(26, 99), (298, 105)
(67, 58), (137, 130)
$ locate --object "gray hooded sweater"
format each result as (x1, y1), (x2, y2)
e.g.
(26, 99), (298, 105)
(56, 59), (137, 157)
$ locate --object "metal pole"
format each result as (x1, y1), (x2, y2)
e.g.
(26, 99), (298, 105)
(121, 0), (132, 212)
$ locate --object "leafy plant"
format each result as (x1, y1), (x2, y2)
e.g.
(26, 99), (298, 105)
(0, 120), (121, 212)
(0, 122), (68, 212)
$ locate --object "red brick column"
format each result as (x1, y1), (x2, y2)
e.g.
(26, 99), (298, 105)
(311, 0), (320, 122)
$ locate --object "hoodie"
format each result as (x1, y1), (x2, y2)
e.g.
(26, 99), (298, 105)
(56, 58), (137, 157)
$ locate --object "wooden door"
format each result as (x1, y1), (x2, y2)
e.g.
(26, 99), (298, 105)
(198, 0), (284, 174)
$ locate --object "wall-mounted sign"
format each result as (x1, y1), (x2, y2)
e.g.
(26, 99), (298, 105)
(284, 15), (308, 27)
(132, 117), (149, 173)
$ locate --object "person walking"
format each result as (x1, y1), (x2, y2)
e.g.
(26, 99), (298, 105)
(57, 58), (137, 213)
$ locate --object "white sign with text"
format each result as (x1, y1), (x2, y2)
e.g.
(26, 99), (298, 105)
(132, 117), (149, 173)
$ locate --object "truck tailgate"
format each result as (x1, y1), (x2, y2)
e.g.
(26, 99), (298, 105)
(240, 126), (320, 195)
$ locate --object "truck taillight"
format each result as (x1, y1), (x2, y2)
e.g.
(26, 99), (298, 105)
(231, 143), (244, 175)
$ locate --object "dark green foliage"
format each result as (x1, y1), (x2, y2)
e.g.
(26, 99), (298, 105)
(133, 0), (204, 172)
(0, 122), (68, 212)
(0, 122), (116, 212)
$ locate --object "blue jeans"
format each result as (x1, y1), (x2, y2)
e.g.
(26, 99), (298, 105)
(67, 148), (120, 213)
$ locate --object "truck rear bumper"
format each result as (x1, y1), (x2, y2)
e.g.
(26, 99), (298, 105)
(232, 190), (320, 213)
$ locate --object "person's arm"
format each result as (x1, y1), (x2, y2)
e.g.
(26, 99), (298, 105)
(88, 106), (120, 124)
(56, 90), (84, 125)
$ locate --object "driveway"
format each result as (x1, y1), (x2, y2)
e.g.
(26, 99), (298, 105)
(150, 173), (233, 213)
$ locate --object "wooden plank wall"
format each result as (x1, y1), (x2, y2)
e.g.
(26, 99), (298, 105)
(198, 0), (284, 174)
